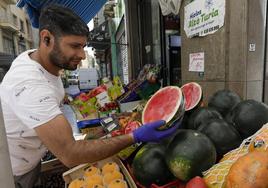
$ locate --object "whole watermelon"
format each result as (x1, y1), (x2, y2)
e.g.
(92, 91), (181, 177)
(166, 129), (217, 181)
(197, 118), (242, 157)
(208, 90), (241, 117)
(226, 99), (268, 139)
(132, 143), (174, 187)
(187, 107), (223, 130)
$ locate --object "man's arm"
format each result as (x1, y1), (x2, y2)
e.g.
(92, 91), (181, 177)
(34, 114), (134, 168)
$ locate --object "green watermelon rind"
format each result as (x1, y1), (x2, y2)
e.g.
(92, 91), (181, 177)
(167, 156), (192, 181)
(132, 143), (174, 187)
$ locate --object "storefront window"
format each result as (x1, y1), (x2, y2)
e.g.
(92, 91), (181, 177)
(18, 42), (26, 54)
(3, 36), (13, 55)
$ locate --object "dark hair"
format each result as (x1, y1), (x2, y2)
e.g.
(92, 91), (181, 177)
(39, 4), (89, 38)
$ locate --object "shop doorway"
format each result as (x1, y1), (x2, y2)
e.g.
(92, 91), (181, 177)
(169, 35), (181, 86)
(161, 15), (181, 86)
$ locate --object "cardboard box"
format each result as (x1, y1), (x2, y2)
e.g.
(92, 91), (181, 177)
(71, 105), (99, 121)
(62, 156), (137, 188)
(119, 100), (142, 112)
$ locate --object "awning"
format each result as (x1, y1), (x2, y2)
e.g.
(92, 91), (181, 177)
(16, 0), (108, 28)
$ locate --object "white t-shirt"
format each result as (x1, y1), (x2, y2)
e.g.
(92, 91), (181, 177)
(0, 50), (65, 176)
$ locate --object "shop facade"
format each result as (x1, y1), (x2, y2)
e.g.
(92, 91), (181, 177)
(180, 0), (268, 104)
(123, 0), (268, 104)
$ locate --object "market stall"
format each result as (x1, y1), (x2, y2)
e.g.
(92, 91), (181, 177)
(12, 1), (268, 187)
(62, 63), (268, 188)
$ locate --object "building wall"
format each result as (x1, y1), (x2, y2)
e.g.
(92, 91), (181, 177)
(0, 2), (35, 56)
(180, 0), (267, 104)
(10, 4), (34, 54)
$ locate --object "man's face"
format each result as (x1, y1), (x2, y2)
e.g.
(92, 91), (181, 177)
(49, 35), (87, 70)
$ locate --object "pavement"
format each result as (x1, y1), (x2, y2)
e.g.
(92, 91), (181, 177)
(62, 84), (81, 135)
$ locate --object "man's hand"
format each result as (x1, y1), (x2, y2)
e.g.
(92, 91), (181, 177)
(132, 119), (181, 143)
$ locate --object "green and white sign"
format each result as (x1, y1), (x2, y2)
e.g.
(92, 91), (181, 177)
(184, 0), (225, 38)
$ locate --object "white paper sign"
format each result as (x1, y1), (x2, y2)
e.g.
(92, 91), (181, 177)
(184, 0), (225, 38)
(189, 52), (204, 72)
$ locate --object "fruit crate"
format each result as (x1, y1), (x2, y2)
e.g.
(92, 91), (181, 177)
(135, 177), (185, 188)
(150, 180), (185, 188)
(62, 156), (137, 188)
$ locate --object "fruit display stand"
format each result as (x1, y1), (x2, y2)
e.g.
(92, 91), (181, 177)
(203, 123), (268, 187)
(62, 156), (137, 188)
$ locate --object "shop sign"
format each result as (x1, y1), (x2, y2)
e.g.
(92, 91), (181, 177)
(189, 52), (204, 72)
(184, 0), (225, 38)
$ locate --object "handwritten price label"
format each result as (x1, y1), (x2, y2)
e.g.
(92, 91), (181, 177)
(189, 52), (204, 72)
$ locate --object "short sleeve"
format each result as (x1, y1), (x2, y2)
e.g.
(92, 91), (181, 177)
(4, 84), (63, 128)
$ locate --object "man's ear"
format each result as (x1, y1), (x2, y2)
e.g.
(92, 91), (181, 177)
(44, 37), (50, 46)
(40, 30), (54, 47)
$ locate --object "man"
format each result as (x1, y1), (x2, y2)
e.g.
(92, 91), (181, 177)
(0, 5), (180, 188)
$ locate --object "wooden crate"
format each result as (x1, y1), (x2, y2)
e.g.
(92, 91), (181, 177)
(41, 158), (64, 172)
(62, 156), (137, 188)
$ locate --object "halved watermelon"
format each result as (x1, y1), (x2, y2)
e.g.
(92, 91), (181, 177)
(142, 86), (184, 128)
(181, 82), (202, 111)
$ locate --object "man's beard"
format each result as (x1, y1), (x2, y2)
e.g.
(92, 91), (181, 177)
(49, 43), (79, 71)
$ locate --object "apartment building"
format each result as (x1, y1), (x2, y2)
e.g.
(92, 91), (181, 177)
(0, 0), (37, 80)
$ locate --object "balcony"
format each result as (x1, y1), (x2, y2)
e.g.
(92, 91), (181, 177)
(0, 12), (19, 32)
(4, 0), (17, 4)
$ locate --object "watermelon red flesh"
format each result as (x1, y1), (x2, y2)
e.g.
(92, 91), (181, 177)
(181, 82), (202, 111)
(142, 86), (182, 124)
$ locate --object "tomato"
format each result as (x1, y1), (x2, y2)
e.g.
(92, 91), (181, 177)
(111, 129), (124, 137)
(185, 176), (207, 188)
(124, 121), (141, 134)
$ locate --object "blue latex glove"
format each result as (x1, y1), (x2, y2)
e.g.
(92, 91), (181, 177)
(132, 119), (181, 143)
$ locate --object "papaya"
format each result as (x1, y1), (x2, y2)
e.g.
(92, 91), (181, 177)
(248, 124), (268, 152)
(225, 151), (268, 188)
